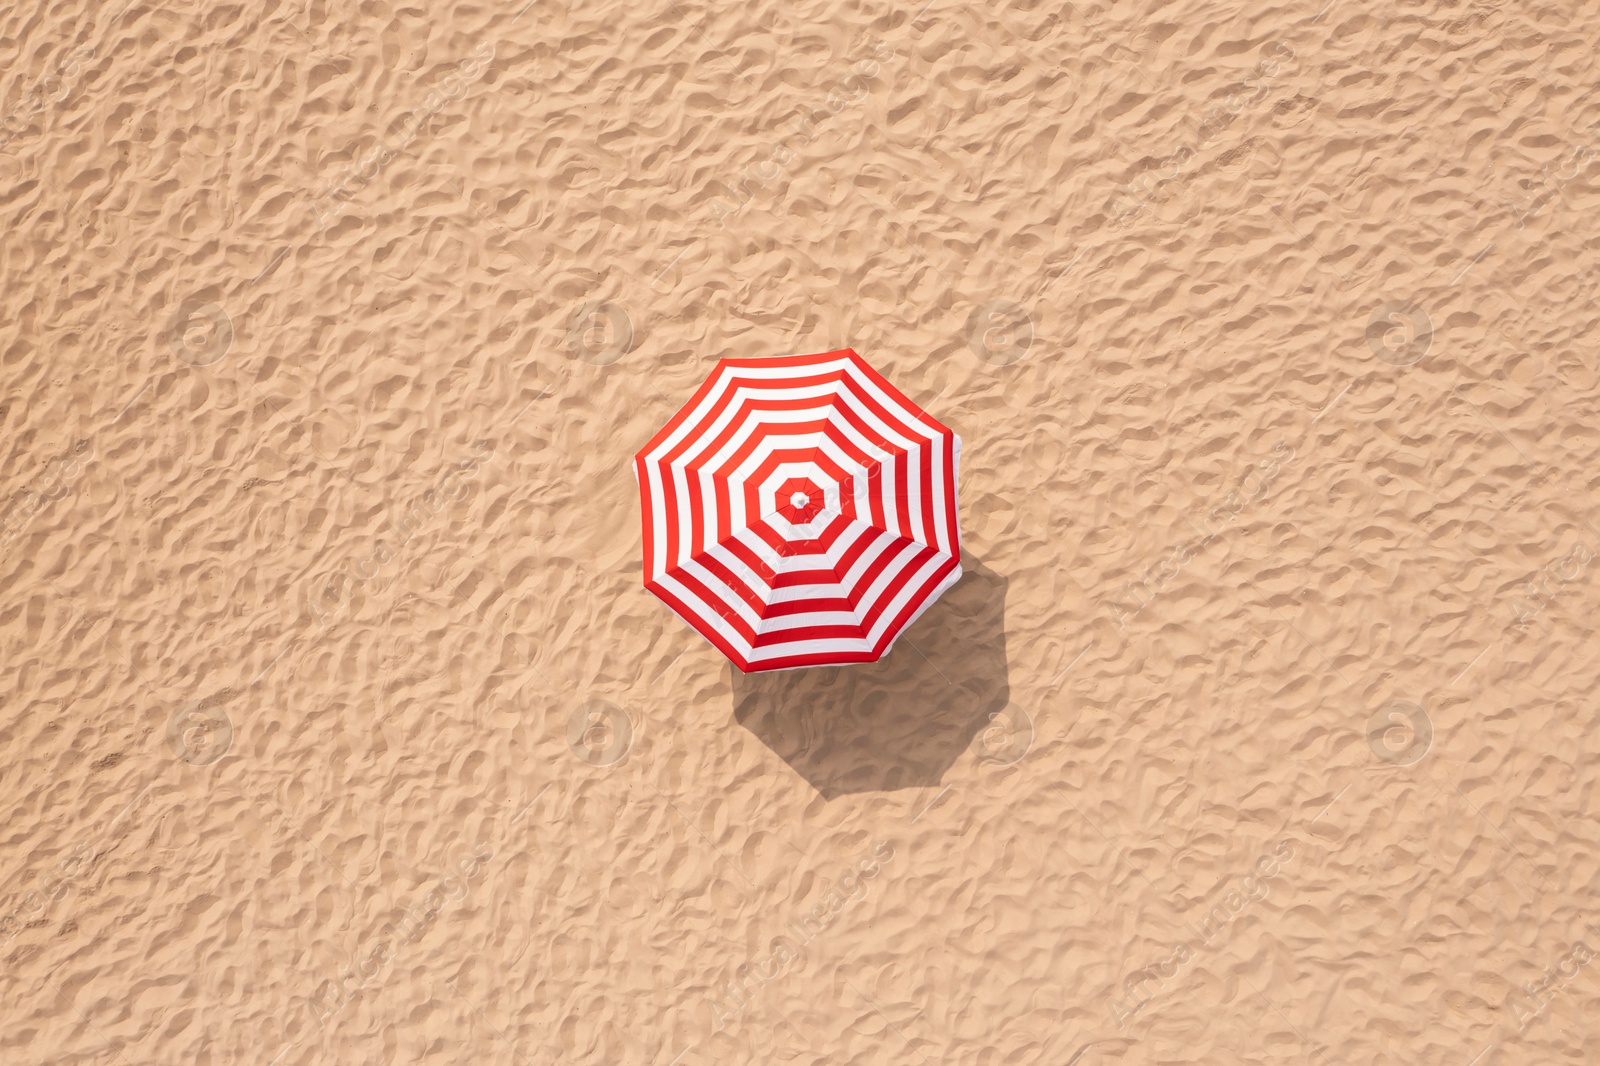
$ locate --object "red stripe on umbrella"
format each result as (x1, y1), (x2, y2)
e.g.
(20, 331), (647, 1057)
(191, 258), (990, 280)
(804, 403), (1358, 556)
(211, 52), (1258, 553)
(635, 348), (962, 673)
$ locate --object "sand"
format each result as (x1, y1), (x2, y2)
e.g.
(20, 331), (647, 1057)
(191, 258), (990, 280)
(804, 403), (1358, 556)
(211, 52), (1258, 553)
(3, 0), (1599, 1062)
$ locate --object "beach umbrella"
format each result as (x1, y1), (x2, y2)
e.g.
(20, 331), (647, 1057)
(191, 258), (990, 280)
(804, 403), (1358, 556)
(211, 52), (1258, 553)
(635, 349), (962, 672)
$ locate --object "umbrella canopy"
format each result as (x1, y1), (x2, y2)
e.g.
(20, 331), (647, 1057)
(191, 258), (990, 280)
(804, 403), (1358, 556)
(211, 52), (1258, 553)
(635, 349), (962, 672)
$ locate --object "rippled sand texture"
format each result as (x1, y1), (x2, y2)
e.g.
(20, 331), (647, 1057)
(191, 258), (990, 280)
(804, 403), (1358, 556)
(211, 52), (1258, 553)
(4, 0), (1600, 1062)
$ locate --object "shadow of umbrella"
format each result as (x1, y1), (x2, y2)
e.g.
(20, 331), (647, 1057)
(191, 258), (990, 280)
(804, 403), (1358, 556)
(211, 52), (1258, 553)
(731, 558), (1010, 799)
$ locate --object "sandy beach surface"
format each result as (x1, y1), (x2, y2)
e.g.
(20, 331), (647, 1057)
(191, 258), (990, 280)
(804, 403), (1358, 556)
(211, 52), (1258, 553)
(3, 0), (1599, 1062)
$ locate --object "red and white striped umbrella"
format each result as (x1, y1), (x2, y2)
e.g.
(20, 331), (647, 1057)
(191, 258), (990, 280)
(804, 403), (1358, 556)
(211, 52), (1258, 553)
(635, 349), (962, 673)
